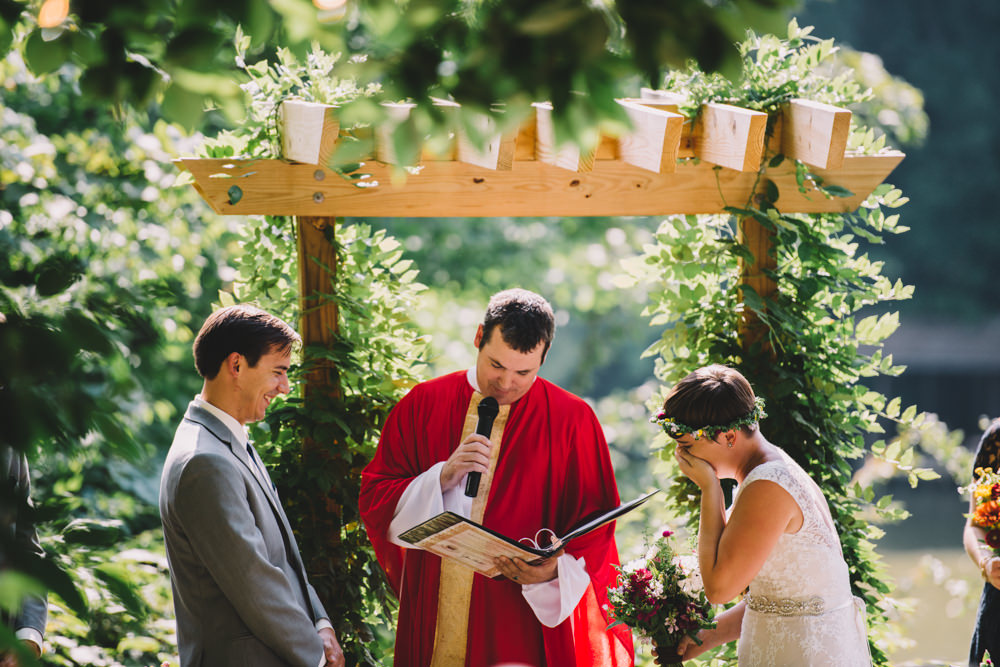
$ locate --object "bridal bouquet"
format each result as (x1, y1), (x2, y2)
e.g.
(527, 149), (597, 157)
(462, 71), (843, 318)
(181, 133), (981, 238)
(606, 530), (715, 666)
(968, 467), (1000, 552)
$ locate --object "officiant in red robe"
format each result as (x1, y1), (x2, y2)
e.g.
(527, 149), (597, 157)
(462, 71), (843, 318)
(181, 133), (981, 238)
(360, 288), (634, 667)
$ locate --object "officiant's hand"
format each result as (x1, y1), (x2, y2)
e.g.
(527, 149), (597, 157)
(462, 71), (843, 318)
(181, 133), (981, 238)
(494, 550), (563, 585)
(440, 433), (492, 491)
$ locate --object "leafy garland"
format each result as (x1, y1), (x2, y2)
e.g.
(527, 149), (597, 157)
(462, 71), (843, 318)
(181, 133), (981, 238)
(202, 37), (427, 664)
(623, 21), (937, 665)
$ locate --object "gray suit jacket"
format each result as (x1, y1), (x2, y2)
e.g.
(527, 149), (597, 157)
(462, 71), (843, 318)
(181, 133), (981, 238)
(0, 447), (47, 640)
(159, 402), (327, 667)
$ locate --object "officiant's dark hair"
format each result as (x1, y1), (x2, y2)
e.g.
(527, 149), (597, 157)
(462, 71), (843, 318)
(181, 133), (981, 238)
(481, 288), (555, 361)
(193, 304), (300, 379)
(662, 365), (758, 434)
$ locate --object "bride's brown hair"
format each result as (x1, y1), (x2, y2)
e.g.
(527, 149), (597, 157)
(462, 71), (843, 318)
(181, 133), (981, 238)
(661, 365), (758, 435)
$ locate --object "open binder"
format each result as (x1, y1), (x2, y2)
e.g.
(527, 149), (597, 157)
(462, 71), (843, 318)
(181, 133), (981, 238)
(398, 489), (659, 578)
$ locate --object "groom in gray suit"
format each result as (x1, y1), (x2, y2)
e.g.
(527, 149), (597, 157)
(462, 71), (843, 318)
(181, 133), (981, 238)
(159, 304), (344, 667)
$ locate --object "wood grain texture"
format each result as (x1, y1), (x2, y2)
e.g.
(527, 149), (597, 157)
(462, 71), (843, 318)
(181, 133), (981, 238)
(176, 151), (904, 217)
(694, 103), (768, 172)
(616, 99), (684, 174)
(781, 99), (852, 170)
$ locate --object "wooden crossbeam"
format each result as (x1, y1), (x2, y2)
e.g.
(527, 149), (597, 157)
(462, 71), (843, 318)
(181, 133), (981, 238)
(175, 151), (903, 218)
(532, 102), (597, 172)
(279, 97), (854, 177)
(780, 99), (852, 170)
(615, 99), (684, 174)
(280, 101), (340, 167)
(693, 103), (768, 172)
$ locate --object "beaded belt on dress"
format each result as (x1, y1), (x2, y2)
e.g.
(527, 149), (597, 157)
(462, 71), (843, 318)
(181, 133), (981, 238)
(744, 593), (826, 616)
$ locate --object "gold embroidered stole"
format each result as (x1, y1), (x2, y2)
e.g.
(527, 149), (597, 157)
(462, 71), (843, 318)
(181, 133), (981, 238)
(429, 391), (510, 667)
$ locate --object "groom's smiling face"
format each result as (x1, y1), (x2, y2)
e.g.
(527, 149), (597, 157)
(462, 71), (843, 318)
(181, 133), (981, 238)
(234, 345), (292, 424)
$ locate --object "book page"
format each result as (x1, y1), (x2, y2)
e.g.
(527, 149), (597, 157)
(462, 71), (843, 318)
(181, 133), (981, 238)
(398, 491), (659, 578)
(403, 515), (546, 578)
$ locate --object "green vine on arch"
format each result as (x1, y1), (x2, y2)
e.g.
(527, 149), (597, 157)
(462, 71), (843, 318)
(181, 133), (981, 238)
(621, 21), (935, 665)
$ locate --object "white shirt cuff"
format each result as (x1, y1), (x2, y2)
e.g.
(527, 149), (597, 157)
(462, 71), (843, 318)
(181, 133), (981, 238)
(521, 553), (590, 627)
(15, 627), (43, 654)
(314, 619), (334, 667)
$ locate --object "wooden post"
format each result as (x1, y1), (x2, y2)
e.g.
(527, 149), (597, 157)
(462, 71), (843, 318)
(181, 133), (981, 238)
(294, 214), (343, 581)
(738, 205), (777, 354)
(296, 215), (340, 399)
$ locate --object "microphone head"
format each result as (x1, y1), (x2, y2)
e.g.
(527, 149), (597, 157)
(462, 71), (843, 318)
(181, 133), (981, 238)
(478, 395), (500, 418)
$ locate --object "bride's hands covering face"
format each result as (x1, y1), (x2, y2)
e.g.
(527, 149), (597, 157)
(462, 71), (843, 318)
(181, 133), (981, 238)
(674, 438), (719, 490)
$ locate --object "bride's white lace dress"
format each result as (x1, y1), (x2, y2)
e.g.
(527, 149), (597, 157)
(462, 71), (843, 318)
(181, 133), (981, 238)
(734, 451), (872, 666)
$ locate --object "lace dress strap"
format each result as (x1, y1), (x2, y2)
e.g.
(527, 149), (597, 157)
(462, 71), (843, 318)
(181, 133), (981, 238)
(739, 457), (839, 551)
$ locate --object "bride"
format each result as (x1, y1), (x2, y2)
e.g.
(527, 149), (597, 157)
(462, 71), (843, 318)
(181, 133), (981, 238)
(653, 365), (871, 666)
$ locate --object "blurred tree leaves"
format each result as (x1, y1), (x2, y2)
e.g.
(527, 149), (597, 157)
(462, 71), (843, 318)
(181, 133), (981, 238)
(3, 0), (798, 135)
(1, 38), (238, 660)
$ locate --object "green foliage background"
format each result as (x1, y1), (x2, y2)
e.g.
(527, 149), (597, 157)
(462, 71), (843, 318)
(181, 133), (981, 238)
(2, 0), (990, 664)
(0, 45), (240, 664)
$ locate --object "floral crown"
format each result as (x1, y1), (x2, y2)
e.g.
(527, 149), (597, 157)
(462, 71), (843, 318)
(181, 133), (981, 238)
(651, 396), (767, 440)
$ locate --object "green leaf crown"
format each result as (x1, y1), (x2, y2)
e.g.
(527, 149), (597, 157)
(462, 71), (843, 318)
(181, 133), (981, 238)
(652, 396), (767, 440)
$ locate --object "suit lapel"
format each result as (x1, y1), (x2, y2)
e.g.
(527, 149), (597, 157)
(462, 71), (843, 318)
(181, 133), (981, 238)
(183, 404), (281, 505)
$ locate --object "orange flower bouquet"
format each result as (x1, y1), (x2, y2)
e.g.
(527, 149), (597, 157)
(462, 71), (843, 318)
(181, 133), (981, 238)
(968, 467), (1000, 551)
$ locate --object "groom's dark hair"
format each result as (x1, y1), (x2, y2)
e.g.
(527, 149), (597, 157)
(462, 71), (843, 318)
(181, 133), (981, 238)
(661, 365), (758, 434)
(193, 304), (300, 379)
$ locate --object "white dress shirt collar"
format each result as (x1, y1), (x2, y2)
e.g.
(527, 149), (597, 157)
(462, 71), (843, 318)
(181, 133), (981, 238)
(193, 395), (249, 447)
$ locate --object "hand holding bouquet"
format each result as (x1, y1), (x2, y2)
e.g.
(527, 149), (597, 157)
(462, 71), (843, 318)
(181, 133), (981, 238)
(606, 530), (715, 666)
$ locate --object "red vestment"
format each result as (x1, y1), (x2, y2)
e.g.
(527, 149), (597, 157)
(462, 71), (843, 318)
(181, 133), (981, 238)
(360, 371), (634, 667)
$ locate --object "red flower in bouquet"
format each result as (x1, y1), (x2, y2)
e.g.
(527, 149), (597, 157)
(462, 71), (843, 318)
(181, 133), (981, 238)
(606, 530), (715, 664)
(987, 529), (1000, 550)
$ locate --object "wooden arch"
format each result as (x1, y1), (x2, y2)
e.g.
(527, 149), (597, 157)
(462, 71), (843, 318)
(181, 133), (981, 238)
(176, 94), (904, 612)
(177, 94), (903, 368)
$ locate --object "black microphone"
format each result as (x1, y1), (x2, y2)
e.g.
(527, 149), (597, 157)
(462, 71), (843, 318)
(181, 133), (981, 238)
(464, 396), (500, 497)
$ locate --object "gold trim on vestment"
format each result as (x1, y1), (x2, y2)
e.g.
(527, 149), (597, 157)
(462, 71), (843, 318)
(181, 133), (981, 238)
(430, 391), (510, 667)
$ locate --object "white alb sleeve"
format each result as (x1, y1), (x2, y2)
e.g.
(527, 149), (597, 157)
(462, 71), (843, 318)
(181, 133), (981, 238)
(388, 462), (473, 546)
(520, 553), (591, 627)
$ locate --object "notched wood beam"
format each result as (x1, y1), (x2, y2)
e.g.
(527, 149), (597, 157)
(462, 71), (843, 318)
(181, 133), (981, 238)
(779, 98), (852, 170)
(693, 103), (768, 172)
(532, 102), (597, 172)
(615, 99), (684, 174)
